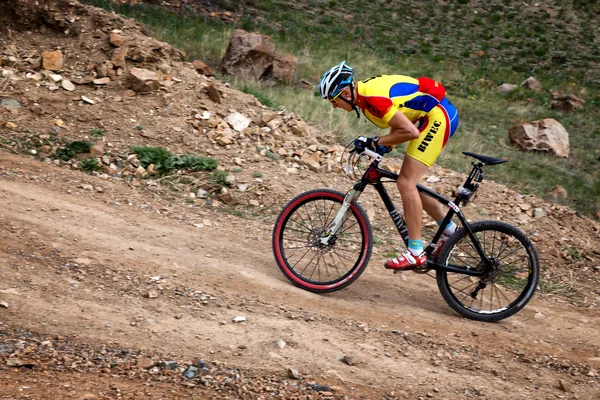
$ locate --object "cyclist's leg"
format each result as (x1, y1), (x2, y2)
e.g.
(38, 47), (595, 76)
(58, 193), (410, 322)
(407, 100), (458, 225)
(397, 156), (429, 242)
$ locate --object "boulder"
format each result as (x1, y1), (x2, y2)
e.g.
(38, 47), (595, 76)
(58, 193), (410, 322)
(109, 32), (124, 47)
(41, 50), (63, 71)
(125, 68), (160, 93)
(271, 54), (298, 82)
(508, 118), (570, 158)
(551, 92), (584, 112)
(220, 29), (275, 80)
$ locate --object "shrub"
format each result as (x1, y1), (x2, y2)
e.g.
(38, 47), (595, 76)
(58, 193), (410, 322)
(54, 140), (92, 161)
(131, 147), (218, 174)
(78, 158), (104, 174)
(90, 128), (106, 137)
(211, 170), (229, 186)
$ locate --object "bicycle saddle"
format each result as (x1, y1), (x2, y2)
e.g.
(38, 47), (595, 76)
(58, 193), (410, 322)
(462, 152), (507, 165)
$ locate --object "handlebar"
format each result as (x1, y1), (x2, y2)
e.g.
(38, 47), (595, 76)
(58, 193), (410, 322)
(344, 147), (383, 175)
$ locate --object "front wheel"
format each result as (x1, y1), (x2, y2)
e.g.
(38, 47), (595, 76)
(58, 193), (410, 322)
(272, 189), (372, 293)
(436, 220), (540, 322)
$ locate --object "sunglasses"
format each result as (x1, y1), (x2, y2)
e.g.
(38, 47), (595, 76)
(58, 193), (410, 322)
(328, 91), (343, 104)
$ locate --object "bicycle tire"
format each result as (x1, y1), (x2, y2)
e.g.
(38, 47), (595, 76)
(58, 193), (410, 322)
(436, 220), (540, 322)
(272, 189), (372, 293)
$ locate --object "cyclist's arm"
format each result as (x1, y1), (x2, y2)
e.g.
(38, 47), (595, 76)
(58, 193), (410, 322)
(377, 110), (420, 146)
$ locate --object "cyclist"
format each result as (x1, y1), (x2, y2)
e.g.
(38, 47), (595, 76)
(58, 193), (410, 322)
(318, 61), (459, 270)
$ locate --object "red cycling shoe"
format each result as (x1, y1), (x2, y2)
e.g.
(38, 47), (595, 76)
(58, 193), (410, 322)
(384, 250), (427, 270)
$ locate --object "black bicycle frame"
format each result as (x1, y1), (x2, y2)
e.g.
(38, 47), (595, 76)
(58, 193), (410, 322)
(353, 161), (492, 277)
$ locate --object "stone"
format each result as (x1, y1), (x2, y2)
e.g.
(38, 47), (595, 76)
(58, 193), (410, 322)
(41, 50), (63, 71)
(111, 47), (128, 68)
(508, 118), (570, 158)
(533, 207), (546, 218)
(147, 290), (158, 299)
(300, 152), (320, 172)
(271, 54), (298, 82)
(0, 99), (20, 110)
(90, 142), (104, 157)
(96, 62), (109, 78)
(109, 32), (124, 47)
(5, 122), (17, 130)
(233, 316), (246, 323)
(276, 339), (286, 349)
(225, 112), (251, 132)
(220, 29), (275, 80)
(521, 76), (542, 91)
(81, 96), (95, 104)
(342, 355), (354, 365)
(551, 92), (584, 112)
(137, 357), (155, 369)
(61, 80), (75, 91)
(93, 77), (111, 85)
(147, 164), (158, 176)
(216, 136), (233, 146)
(498, 83), (518, 93)
(287, 367), (301, 380)
(192, 59), (213, 75)
(290, 120), (310, 136)
(0, 301), (7, 308)
(125, 68), (160, 93)
(219, 189), (239, 205)
(426, 175), (440, 183)
(207, 84), (222, 103)
(134, 166), (147, 179)
(182, 366), (198, 379)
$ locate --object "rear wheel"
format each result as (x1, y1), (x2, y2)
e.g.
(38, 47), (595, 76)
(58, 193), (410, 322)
(436, 220), (539, 322)
(272, 189), (372, 293)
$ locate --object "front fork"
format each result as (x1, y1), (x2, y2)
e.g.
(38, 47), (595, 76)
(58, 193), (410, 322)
(319, 189), (361, 245)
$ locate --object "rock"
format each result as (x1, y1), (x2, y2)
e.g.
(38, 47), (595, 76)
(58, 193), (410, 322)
(249, 200), (260, 207)
(137, 357), (155, 369)
(271, 54), (298, 82)
(81, 96), (95, 104)
(533, 207), (547, 218)
(0, 344), (14, 354)
(534, 312), (546, 319)
(41, 50), (63, 71)
(216, 136), (233, 146)
(61, 79), (76, 91)
(158, 361), (178, 370)
(147, 164), (158, 176)
(342, 355), (354, 365)
(147, 290), (158, 299)
(219, 189), (239, 205)
(5, 122), (17, 130)
(508, 118), (570, 158)
(125, 68), (160, 93)
(109, 32), (124, 47)
(233, 316), (246, 323)
(89, 142), (104, 157)
(290, 120), (310, 136)
(111, 47), (127, 68)
(558, 380), (569, 392)
(551, 185), (568, 199)
(0, 301), (7, 308)
(426, 175), (440, 183)
(0, 98), (21, 110)
(521, 76), (542, 91)
(192, 59), (213, 75)
(207, 84), (222, 103)
(183, 366), (198, 379)
(225, 112), (251, 132)
(220, 29), (275, 79)
(134, 166), (147, 179)
(551, 92), (584, 112)
(498, 83), (518, 93)
(93, 77), (111, 85)
(287, 367), (301, 380)
(300, 152), (321, 172)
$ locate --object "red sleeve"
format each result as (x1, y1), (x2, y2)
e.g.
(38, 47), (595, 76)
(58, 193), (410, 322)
(362, 96), (393, 119)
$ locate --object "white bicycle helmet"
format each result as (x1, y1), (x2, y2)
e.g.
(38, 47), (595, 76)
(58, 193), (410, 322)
(318, 61), (354, 99)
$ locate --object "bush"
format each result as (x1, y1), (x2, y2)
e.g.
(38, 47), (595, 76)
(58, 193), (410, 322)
(131, 146), (218, 174)
(211, 170), (229, 186)
(78, 158), (104, 174)
(54, 140), (92, 161)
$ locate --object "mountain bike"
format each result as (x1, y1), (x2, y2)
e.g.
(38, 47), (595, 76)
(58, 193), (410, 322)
(272, 147), (540, 322)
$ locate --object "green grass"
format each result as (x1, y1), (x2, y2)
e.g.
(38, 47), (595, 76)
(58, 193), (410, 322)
(53, 140), (92, 161)
(81, 0), (600, 217)
(78, 157), (104, 174)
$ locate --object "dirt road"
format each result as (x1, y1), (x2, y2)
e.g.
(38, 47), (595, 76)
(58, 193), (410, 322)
(1, 152), (599, 399)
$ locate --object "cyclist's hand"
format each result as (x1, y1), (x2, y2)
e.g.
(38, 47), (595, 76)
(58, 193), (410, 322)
(375, 145), (391, 155)
(353, 136), (374, 153)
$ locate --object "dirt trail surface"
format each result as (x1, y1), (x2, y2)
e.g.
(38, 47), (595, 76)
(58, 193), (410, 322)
(1, 154), (599, 399)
